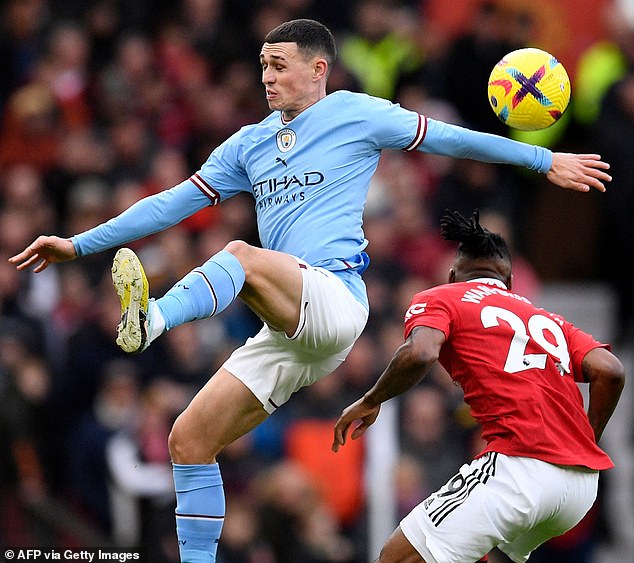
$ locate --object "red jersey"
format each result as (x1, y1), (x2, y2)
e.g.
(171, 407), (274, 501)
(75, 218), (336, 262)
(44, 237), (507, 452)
(403, 278), (613, 470)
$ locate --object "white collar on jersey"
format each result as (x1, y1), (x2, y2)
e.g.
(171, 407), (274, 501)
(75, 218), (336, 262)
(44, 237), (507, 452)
(467, 277), (508, 289)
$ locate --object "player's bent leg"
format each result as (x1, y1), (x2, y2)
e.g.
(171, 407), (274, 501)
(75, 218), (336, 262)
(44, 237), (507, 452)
(156, 244), (247, 333)
(223, 240), (304, 335)
(149, 240), (304, 347)
(378, 527), (427, 563)
(168, 368), (269, 563)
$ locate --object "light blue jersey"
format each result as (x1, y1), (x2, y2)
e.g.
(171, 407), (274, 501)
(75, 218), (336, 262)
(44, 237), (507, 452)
(73, 90), (553, 309)
(192, 91), (422, 305)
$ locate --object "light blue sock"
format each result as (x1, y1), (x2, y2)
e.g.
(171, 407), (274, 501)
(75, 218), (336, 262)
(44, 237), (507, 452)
(156, 250), (245, 331)
(173, 463), (225, 563)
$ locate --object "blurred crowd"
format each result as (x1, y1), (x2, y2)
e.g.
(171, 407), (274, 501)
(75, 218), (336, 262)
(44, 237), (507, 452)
(1, 0), (633, 562)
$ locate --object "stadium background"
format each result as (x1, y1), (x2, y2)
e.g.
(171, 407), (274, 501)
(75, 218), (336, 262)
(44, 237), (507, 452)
(0, 0), (632, 561)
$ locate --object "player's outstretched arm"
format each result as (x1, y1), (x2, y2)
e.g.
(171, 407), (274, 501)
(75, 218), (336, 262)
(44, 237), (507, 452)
(332, 326), (445, 452)
(582, 347), (625, 442)
(10, 181), (212, 274)
(9, 236), (77, 273)
(547, 153), (612, 193)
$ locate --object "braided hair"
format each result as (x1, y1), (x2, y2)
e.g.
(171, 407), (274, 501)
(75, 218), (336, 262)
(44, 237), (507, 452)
(440, 209), (511, 262)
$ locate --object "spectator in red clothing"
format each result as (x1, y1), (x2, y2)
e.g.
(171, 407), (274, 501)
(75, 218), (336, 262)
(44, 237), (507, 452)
(0, 83), (61, 172)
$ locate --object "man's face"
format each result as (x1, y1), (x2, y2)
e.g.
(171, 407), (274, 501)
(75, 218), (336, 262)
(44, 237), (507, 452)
(260, 42), (321, 118)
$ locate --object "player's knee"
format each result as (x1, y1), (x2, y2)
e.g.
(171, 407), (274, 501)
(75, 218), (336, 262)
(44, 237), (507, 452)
(223, 239), (251, 260)
(222, 240), (254, 276)
(167, 417), (186, 462)
(168, 415), (220, 464)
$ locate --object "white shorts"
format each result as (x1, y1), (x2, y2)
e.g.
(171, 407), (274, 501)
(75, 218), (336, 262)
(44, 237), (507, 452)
(400, 452), (599, 563)
(223, 262), (368, 414)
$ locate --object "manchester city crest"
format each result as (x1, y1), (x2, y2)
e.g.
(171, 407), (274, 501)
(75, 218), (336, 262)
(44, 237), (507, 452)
(276, 128), (296, 152)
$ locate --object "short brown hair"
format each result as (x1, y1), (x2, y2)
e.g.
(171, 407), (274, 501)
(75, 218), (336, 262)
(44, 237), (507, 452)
(264, 19), (337, 67)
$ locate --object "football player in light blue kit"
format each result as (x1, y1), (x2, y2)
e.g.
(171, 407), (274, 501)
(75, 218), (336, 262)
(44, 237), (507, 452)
(11, 19), (612, 563)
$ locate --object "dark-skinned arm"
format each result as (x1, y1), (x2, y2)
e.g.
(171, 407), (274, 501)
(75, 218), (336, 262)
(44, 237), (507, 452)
(582, 347), (625, 442)
(332, 326), (445, 452)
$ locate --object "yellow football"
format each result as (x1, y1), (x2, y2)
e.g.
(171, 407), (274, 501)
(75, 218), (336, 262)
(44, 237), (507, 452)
(488, 48), (571, 131)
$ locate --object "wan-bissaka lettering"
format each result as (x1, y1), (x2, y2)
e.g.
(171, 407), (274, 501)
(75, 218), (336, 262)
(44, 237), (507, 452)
(461, 285), (531, 305)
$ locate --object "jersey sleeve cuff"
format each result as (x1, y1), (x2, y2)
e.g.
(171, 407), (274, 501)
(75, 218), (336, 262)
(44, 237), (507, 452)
(70, 235), (84, 257)
(535, 147), (553, 174)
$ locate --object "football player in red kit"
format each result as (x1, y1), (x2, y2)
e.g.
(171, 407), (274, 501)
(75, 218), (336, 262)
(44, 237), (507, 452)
(332, 209), (624, 563)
